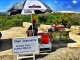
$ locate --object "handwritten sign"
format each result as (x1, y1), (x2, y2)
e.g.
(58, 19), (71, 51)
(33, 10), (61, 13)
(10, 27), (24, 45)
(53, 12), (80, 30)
(12, 36), (39, 55)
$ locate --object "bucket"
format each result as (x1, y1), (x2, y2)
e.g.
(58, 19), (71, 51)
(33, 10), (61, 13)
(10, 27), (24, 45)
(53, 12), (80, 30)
(41, 33), (50, 44)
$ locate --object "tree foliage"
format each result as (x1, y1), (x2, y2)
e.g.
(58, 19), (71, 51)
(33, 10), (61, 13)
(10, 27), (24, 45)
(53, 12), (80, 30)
(0, 13), (80, 30)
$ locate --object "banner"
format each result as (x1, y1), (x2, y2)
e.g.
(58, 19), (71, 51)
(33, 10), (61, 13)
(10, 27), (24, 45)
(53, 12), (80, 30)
(12, 36), (39, 55)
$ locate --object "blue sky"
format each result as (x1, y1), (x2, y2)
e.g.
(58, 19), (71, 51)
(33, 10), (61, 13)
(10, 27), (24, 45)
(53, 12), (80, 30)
(0, 0), (80, 12)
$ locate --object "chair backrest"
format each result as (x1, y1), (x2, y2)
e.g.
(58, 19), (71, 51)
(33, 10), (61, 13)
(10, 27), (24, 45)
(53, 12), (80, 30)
(41, 33), (50, 44)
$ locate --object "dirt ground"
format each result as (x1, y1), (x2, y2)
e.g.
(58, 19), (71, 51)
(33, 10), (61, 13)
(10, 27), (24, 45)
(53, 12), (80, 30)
(0, 26), (80, 60)
(0, 38), (76, 60)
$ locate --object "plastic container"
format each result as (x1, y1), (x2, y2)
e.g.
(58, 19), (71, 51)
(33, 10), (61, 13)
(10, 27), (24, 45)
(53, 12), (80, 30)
(41, 33), (50, 44)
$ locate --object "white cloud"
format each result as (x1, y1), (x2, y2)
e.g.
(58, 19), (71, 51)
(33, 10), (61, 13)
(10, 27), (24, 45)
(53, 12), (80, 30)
(60, 4), (63, 8)
(6, 6), (12, 9)
(47, 3), (54, 11)
(0, 5), (12, 12)
(0, 9), (6, 12)
(67, 5), (72, 8)
(54, 0), (57, 3)
(73, 0), (77, 4)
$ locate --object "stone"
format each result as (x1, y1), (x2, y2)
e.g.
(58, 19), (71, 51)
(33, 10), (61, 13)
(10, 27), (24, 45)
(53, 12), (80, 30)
(67, 43), (80, 47)
(23, 22), (31, 28)
(69, 32), (80, 43)
(70, 25), (80, 35)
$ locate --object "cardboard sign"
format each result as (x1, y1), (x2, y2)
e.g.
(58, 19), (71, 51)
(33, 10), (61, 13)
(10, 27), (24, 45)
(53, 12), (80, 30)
(12, 36), (39, 55)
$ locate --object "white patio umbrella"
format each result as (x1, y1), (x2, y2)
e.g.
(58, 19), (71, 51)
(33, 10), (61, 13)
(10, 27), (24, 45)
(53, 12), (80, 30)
(21, 0), (47, 15)
(21, 0), (47, 36)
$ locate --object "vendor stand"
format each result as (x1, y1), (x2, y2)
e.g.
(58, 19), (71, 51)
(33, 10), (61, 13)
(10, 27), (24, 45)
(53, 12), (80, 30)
(49, 25), (70, 42)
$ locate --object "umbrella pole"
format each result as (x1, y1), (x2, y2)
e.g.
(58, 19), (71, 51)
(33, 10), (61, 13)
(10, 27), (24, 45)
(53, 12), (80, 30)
(31, 11), (34, 36)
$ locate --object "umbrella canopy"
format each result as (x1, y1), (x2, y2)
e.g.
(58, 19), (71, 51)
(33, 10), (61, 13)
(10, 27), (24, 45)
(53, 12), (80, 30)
(21, 0), (47, 15)
(7, 0), (52, 15)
